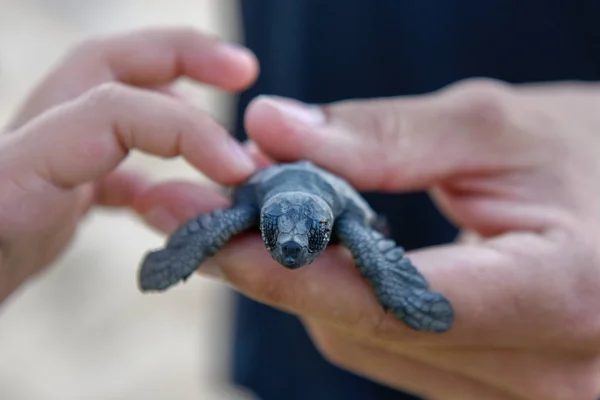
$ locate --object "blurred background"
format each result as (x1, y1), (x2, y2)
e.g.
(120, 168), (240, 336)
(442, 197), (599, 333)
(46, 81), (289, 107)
(0, 0), (256, 399)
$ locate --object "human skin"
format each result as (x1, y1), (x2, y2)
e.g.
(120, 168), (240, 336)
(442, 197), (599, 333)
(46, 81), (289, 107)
(201, 81), (600, 400)
(3, 26), (600, 400)
(0, 28), (260, 303)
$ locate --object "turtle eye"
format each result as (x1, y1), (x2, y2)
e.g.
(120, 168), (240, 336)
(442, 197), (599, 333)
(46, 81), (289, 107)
(261, 214), (279, 251)
(308, 220), (330, 253)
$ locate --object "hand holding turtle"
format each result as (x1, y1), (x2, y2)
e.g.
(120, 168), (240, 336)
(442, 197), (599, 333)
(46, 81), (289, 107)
(0, 28), (259, 303)
(198, 80), (600, 399)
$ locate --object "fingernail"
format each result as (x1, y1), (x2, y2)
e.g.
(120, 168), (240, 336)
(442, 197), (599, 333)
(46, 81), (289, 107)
(144, 208), (179, 234)
(217, 41), (256, 65)
(258, 96), (326, 126)
(243, 140), (274, 168)
(198, 259), (224, 280)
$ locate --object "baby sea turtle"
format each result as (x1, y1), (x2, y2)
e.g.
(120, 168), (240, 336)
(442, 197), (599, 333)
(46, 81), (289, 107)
(138, 161), (454, 333)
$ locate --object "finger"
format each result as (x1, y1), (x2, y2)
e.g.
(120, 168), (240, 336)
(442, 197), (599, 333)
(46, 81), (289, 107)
(8, 27), (258, 129)
(304, 320), (516, 400)
(211, 229), (597, 349)
(243, 140), (275, 168)
(396, 346), (600, 400)
(244, 79), (539, 192)
(131, 180), (230, 234)
(151, 84), (189, 101)
(73, 170), (150, 220)
(3, 83), (256, 188)
(94, 170), (150, 207)
(213, 235), (489, 345)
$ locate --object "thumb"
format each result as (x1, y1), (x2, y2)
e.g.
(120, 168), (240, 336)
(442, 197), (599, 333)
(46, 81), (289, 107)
(244, 79), (535, 191)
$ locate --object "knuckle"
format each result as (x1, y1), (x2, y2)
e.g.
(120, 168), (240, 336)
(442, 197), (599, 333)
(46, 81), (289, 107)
(80, 82), (128, 110)
(361, 102), (408, 147)
(331, 100), (410, 189)
(326, 100), (407, 148)
(452, 76), (510, 98)
(75, 82), (135, 149)
(448, 77), (513, 133)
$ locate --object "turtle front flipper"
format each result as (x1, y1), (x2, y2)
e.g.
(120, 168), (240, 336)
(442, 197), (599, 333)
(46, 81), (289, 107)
(334, 213), (454, 333)
(138, 204), (259, 292)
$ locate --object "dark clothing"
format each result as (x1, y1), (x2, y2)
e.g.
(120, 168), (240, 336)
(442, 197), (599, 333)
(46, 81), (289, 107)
(228, 1), (600, 399)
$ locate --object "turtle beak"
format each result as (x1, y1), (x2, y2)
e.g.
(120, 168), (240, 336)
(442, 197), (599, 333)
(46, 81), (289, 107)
(280, 241), (304, 269)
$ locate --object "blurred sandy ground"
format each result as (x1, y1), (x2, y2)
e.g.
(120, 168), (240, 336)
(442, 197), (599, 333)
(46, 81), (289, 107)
(0, 1), (257, 399)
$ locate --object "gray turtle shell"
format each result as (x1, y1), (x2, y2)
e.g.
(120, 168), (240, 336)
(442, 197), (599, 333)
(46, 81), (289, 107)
(246, 160), (376, 223)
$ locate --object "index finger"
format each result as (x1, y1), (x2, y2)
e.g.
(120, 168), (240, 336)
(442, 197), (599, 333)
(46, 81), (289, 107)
(8, 27), (258, 129)
(3, 82), (256, 186)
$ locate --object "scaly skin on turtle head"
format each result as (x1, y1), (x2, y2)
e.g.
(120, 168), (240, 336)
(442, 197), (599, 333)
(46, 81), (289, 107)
(260, 192), (334, 269)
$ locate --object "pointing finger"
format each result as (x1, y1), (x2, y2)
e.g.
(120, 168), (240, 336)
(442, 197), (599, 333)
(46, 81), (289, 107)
(3, 82), (256, 188)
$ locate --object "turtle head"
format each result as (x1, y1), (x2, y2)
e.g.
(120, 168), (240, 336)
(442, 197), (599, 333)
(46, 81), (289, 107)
(260, 192), (333, 269)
